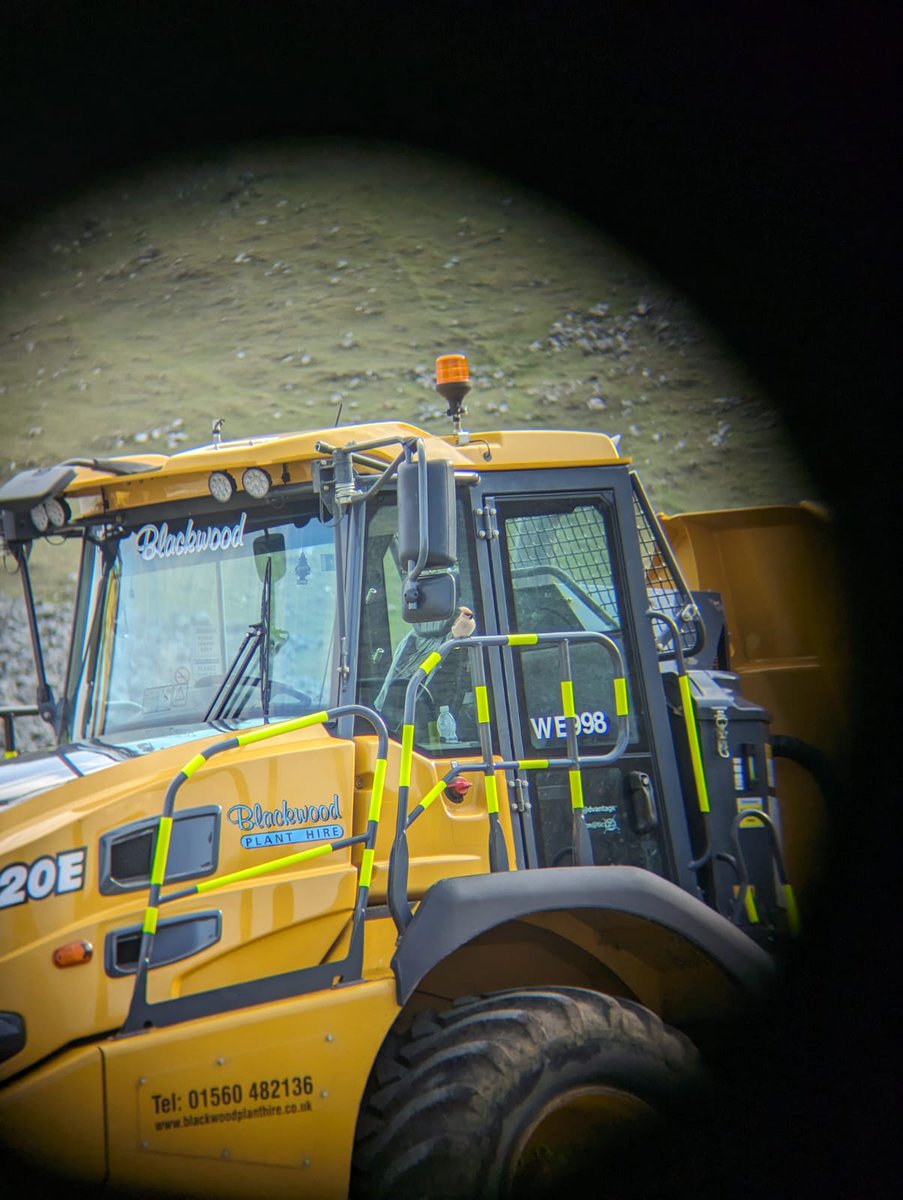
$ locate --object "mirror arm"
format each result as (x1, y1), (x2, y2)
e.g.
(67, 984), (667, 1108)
(316, 439), (412, 510)
(402, 438), (431, 608)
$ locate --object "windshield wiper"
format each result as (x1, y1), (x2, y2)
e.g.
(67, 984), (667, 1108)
(204, 556), (273, 724)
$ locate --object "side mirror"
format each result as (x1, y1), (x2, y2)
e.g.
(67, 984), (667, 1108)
(397, 457), (457, 624)
(397, 458), (456, 569)
(253, 531), (286, 583)
(403, 570), (458, 624)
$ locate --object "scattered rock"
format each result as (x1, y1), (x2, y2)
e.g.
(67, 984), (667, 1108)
(707, 422), (731, 447)
(0, 592), (72, 752)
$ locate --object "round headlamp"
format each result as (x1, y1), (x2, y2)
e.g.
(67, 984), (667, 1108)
(208, 470), (237, 504)
(30, 503), (49, 532)
(242, 467), (272, 499)
(45, 497), (71, 528)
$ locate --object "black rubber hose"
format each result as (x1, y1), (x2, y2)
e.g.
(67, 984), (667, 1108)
(771, 734), (837, 812)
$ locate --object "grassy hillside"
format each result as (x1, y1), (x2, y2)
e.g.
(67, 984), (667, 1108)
(1, 140), (812, 601)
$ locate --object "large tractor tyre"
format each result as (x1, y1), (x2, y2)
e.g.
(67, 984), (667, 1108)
(351, 987), (702, 1200)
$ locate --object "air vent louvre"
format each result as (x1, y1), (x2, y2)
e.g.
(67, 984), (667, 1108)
(105, 912), (221, 977)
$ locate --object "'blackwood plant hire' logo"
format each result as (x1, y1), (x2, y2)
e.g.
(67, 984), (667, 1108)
(227, 797), (344, 850)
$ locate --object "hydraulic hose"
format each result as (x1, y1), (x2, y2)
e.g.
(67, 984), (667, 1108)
(771, 734), (837, 812)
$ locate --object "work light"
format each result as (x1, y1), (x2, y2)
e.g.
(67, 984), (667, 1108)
(208, 471), (236, 503)
(241, 467), (272, 499)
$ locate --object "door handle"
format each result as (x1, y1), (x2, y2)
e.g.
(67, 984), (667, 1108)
(627, 770), (658, 834)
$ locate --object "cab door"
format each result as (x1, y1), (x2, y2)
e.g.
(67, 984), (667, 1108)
(470, 466), (696, 892)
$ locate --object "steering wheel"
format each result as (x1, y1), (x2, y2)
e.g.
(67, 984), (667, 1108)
(104, 700), (145, 717)
(260, 679), (313, 707)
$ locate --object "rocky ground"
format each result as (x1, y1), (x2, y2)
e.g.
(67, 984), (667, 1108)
(0, 592), (71, 751)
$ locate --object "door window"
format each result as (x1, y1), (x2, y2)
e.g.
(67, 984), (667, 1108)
(499, 496), (643, 752)
(497, 493), (664, 874)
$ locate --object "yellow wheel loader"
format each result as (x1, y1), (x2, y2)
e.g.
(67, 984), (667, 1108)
(0, 355), (842, 1197)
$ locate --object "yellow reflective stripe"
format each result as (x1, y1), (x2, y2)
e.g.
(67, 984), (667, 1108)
(4, 750), (17, 759)
(182, 752), (208, 779)
(568, 768), (585, 810)
(368, 757), (388, 822)
(195, 843), (334, 892)
(784, 884), (801, 935)
(484, 774), (499, 813)
(678, 675), (710, 813)
(359, 848), (376, 889)
(420, 650), (443, 676)
(475, 685), (491, 724)
(738, 802), (763, 829)
(519, 759), (549, 770)
(614, 677), (630, 716)
(744, 887), (760, 924)
(235, 710), (329, 747)
(399, 725), (415, 788)
(143, 907), (158, 935)
(508, 633), (538, 646)
(560, 679), (576, 718)
(420, 780), (447, 812)
(150, 817), (173, 886)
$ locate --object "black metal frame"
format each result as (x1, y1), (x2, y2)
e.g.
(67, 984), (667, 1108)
(467, 467), (699, 893)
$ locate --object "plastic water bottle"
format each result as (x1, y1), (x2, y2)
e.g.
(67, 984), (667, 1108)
(437, 705), (458, 743)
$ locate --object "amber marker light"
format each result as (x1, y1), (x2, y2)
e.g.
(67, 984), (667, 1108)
(53, 940), (93, 968)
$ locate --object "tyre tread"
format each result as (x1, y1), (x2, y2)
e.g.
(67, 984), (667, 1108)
(352, 987), (700, 1200)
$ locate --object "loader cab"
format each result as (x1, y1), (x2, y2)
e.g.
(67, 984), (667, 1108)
(355, 458), (703, 894)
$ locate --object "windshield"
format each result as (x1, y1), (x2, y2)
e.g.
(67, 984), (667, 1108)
(63, 504), (338, 746)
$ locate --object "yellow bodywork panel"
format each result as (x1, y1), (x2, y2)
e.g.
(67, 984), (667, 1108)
(102, 978), (400, 1199)
(351, 736), (518, 903)
(59, 421), (627, 516)
(0, 1045), (106, 1182)
(662, 502), (847, 898)
(0, 726), (357, 1081)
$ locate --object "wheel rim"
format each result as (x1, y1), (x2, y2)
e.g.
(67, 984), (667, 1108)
(505, 1085), (656, 1193)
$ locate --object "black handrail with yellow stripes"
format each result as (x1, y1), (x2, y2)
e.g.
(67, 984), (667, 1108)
(729, 808), (801, 936)
(387, 630), (632, 930)
(121, 704), (389, 1034)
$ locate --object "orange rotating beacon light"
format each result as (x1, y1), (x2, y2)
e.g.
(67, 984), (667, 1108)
(436, 354), (471, 439)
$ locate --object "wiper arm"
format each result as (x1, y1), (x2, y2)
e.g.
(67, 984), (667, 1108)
(204, 556), (273, 724)
(259, 555), (273, 720)
(203, 625), (262, 723)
